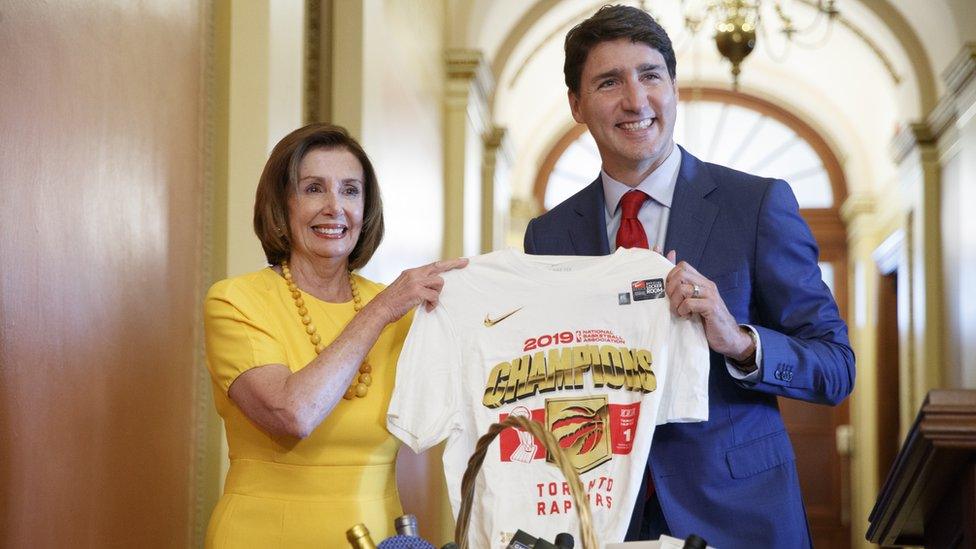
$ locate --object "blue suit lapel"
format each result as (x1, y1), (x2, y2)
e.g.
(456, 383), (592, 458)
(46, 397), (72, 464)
(664, 147), (719, 267)
(570, 178), (612, 255)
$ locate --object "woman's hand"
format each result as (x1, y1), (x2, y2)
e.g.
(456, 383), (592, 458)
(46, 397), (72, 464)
(367, 257), (468, 323)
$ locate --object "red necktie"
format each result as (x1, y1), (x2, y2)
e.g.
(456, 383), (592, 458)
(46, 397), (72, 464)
(616, 190), (650, 249)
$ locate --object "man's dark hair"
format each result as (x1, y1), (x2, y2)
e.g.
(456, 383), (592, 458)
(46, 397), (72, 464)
(564, 4), (677, 94)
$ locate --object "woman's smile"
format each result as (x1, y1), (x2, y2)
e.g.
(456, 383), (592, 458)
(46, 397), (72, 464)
(310, 223), (349, 238)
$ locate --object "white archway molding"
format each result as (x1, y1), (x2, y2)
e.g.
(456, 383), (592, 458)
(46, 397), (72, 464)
(478, 0), (944, 121)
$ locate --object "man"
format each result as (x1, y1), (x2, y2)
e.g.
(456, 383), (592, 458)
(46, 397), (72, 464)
(523, 5), (855, 547)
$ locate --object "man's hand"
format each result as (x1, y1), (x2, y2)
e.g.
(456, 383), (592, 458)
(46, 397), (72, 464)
(663, 250), (755, 361)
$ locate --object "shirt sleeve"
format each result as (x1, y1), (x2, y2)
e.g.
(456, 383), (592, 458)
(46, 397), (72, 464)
(726, 324), (763, 383)
(203, 281), (288, 394)
(657, 311), (710, 424)
(387, 301), (463, 453)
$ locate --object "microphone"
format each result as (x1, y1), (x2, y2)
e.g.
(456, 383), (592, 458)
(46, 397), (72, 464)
(347, 524), (378, 549)
(554, 533), (574, 549)
(394, 514), (419, 537)
(682, 534), (708, 549)
(376, 537), (434, 549)
(506, 529), (537, 549)
(376, 514), (436, 548)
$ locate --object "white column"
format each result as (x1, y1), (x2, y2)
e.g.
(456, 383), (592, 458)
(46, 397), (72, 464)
(481, 125), (512, 253)
(840, 193), (878, 549)
(443, 49), (493, 258)
(890, 122), (944, 424)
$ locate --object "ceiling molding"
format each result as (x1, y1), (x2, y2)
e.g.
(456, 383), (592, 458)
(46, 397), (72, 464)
(943, 42), (976, 98)
(489, 0), (563, 94)
(890, 122), (936, 164)
(890, 42), (976, 161)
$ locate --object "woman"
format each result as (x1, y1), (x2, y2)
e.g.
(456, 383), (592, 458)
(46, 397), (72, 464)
(204, 124), (465, 547)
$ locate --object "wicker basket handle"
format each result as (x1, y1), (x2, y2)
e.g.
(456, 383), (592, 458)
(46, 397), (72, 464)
(453, 414), (598, 549)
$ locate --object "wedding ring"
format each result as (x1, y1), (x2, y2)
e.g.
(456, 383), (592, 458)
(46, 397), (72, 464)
(692, 284), (701, 299)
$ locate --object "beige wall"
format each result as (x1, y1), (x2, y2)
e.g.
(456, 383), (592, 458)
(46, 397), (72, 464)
(0, 1), (208, 545)
(942, 147), (964, 386)
(219, 0), (307, 279)
(334, 0), (449, 282)
(941, 93), (976, 388)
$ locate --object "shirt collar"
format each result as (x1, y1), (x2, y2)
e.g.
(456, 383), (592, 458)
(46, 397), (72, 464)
(602, 145), (682, 216)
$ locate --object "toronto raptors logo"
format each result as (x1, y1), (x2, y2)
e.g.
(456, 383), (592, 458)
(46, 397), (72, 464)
(546, 395), (611, 474)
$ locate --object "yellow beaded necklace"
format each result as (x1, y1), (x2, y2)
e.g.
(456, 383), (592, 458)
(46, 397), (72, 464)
(281, 260), (372, 401)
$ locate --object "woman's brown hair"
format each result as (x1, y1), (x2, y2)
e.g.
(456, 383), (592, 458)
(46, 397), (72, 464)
(253, 123), (384, 270)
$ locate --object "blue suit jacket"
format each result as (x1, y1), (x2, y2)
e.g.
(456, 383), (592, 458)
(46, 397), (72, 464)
(523, 147), (855, 548)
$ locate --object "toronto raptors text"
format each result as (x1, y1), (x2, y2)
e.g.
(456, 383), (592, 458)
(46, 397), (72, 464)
(534, 478), (614, 515)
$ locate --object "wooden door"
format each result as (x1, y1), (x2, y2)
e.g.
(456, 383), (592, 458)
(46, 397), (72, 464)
(875, 272), (901, 486)
(0, 1), (207, 545)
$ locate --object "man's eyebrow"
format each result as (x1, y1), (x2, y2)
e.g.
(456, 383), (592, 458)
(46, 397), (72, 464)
(590, 67), (622, 83)
(590, 63), (666, 83)
(638, 63), (665, 72)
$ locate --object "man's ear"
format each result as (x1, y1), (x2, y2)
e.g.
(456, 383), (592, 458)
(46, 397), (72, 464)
(568, 89), (583, 124)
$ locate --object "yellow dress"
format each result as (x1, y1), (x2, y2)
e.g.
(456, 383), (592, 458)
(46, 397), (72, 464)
(203, 267), (412, 548)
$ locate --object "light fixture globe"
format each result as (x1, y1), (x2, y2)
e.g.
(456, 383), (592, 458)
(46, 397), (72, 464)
(714, 22), (756, 87)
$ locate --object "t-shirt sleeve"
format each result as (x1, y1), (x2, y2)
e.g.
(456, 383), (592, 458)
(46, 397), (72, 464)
(204, 281), (288, 394)
(387, 302), (463, 453)
(657, 312), (710, 424)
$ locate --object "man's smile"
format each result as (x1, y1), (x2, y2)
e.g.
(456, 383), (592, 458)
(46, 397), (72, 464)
(617, 117), (655, 131)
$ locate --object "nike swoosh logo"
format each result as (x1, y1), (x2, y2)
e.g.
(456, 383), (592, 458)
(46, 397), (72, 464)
(484, 307), (522, 327)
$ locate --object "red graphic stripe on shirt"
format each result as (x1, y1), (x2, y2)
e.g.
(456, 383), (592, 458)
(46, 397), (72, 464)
(498, 402), (641, 462)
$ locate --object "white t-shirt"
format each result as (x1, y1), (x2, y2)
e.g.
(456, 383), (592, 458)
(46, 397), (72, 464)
(388, 248), (709, 548)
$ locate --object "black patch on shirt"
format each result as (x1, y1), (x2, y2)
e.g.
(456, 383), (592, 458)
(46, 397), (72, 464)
(632, 278), (665, 301)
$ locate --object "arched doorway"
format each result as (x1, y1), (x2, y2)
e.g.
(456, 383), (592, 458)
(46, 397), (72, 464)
(533, 87), (852, 548)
